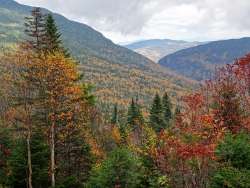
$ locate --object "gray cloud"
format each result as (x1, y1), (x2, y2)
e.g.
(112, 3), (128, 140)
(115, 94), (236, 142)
(16, 0), (250, 42)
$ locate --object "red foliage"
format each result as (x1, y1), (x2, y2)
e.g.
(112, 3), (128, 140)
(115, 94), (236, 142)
(151, 53), (250, 187)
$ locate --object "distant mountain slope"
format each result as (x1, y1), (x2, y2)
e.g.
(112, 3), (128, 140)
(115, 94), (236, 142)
(159, 38), (250, 81)
(0, 0), (153, 67)
(125, 39), (202, 62)
(0, 0), (196, 111)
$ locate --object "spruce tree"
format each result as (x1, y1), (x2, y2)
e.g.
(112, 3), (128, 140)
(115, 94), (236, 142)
(149, 93), (165, 133)
(127, 98), (144, 127)
(162, 92), (172, 126)
(24, 7), (46, 52)
(44, 14), (70, 56)
(111, 103), (118, 124)
(44, 14), (62, 52)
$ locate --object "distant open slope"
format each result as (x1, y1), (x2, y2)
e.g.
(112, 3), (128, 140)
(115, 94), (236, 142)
(125, 39), (202, 62)
(159, 38), (250, 81)
(0, 0), (196, 110)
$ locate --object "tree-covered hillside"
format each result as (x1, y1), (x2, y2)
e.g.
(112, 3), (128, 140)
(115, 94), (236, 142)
(0, 0), (196, 113)
(159, 37), (250, 80)
(0, 4), (250, 188)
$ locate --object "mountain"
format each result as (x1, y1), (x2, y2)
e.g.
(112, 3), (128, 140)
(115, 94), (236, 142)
(159, 38), (250, 81)
(0, 0), (196, 111)
(125, 39), (202, 62)
(0, 0), (151, 67)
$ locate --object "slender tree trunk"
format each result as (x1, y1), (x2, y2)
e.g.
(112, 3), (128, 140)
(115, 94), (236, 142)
(27, 125), (33, 188)
(51, 121), (55, 188)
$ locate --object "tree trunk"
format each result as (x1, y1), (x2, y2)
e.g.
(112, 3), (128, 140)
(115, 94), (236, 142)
(27, 126), (33, 188)
(51, 121), (55, 187)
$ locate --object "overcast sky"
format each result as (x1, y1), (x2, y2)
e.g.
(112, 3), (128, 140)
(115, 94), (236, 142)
(16, 0), (250, 44)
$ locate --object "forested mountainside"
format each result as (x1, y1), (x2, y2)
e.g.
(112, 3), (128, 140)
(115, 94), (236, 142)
(125, 39), (202, 62)
(1, 1), (250, 188)
(159, 37), (250, 80)
(0, 0), (196, 112)
(0, 0), (151, 66)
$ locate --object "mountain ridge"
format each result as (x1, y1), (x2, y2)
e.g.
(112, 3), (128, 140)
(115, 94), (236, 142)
(124, 39), (202, 62)
(159, 37), (250, 81)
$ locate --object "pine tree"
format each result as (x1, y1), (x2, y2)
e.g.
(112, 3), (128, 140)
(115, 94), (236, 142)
(24, 7), (46, 52)
(149, 93), (165, 133)
(162, 92), (172, 126)
(111, 104), (118, 124)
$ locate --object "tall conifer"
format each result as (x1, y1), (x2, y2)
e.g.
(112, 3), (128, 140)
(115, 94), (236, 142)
(24, 7), (46, 52)
(111, 104), (118, 124)
(127, 98), (144, 127)
(44, 14), (70, 56)
(162, 92), (172, 126)
(149, 93), (165, 133)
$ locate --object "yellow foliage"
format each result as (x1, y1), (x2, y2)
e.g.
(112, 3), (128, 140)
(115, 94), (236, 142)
(111, 125), (121, 145)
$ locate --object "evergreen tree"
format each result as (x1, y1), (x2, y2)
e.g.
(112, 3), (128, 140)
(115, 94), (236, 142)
(127, 98), (144, 127)
(111, 104), (118, 124)
(24, 7), (46, 52)
(44, 14), (69, 56)
(149, 93), (165, 133)
(7, 139), (27, 188)
(86, 148), (144, 188)
(45, 14), (61, 52)
(0, 126), (11, 187)
(162, 92), (172, 126)
(7, 133), (49, 188)
(30, 132), (50, 188)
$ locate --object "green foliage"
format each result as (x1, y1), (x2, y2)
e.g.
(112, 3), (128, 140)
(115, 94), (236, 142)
(111, 103), (118, 124)
(0, 126), (11, 187)
(55, 176), (84, 188)
(30, 132), (50, 188)
(211, 167), (250, 188)
(215, 133), (250, 170)
(56, 134), (93, 185)
(86, 148), (144, 188)
(149, 93), (165, 133)
(7, 139), (27, 187)
(211, 133), (250, 188)
(7, 133), (50, 188)
(140, 156), (170, 188)
(45, 14), (70, 56)
(45, 14), (61, 51)
(127, 98), (144, 127)
(162, 92), (172, 126)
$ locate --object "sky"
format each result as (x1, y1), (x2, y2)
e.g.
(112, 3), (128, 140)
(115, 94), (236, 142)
(16, 0), (250, 44)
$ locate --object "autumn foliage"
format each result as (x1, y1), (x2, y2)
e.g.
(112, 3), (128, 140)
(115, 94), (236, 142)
(151, 54), (250, 187)
(1, 7), (250, 188)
